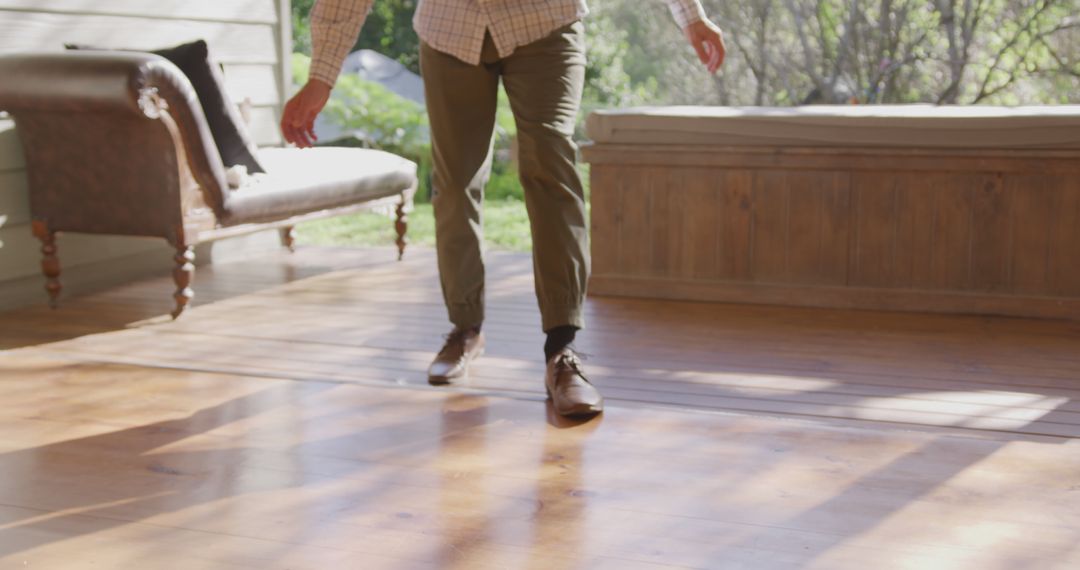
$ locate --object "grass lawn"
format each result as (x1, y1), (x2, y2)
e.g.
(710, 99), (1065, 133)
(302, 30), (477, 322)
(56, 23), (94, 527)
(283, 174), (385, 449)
(296, 200), (536, 252)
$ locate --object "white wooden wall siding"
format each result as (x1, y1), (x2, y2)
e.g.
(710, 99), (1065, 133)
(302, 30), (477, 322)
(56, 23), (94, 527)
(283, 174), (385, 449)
(0, 0), (291, 309)
(584, 146), (1080, 320)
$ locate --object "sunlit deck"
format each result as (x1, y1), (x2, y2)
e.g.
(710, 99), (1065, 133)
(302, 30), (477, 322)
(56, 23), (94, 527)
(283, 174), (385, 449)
(2, 245), (1080, 569)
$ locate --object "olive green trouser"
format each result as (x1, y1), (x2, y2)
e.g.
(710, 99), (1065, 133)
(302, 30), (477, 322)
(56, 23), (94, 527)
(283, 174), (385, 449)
(420, 21), (589, 332)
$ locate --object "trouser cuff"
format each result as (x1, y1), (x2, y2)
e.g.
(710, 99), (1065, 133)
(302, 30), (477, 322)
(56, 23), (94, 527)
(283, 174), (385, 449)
(541, 303), (585, 332)
(448, 303), (485, 330)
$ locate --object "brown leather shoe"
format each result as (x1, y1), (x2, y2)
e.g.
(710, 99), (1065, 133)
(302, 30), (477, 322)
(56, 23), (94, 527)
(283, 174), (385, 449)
(545, 348), (603, 418)
(428, 327), (485, 385)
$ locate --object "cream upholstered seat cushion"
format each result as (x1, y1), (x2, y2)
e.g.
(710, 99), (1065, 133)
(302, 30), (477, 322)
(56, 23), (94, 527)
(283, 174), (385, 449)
(586, 105), (1080, 150)
(221, 147), (417, 225)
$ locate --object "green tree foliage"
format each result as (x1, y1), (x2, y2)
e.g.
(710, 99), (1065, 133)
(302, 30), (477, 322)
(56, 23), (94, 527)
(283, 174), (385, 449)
(354, 0), (421, 73)
(700, 0), (1080, 105)
(293, 0), (1078, 106)
(291, 0), (315, 56)
(293, 53), (523, 202)
(293, 53), (433, 199)
(290, 0), (420, 73)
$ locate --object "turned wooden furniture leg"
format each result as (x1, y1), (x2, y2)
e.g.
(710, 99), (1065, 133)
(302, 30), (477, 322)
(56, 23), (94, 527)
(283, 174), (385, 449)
(279, 226), (296, 253)
(171, 245), (195, 319)
(395, 199), (408, 261)
(31, 220), (61, 308)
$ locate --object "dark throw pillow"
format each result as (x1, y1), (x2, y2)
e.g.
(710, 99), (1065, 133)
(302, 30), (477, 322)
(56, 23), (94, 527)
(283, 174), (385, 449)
(66, 40), (265, 174)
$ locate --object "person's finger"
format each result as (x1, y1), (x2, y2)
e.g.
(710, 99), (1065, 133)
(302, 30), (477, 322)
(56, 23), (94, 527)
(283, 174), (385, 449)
(280, 102), (296, 144)
(285, 126), (300, 147)
(288, 115), (310, 148)
(303, 107), (319, 145)
(709, 36), (726, 73)
(297, 118), (314, 148)
(283, 97), (310, 147)
(291, 107), (313, 145)
(298, 102), (319, 147)
(296, 128), (312, 149)
(690, 34), (709, 65)
(282, 108), (297, 145)
(282, 120), (297, 146)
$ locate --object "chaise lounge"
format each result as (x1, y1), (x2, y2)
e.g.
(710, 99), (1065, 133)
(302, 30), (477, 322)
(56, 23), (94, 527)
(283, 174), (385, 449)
(0, 51), (418, 318)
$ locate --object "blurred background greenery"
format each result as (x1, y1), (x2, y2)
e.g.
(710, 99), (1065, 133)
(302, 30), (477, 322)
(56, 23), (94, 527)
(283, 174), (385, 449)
(290, 0), (1080, 252)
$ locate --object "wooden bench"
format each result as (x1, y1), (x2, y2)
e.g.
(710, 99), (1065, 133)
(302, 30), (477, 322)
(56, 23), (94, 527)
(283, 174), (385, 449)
(583, 105), (1080, 320)
(0, 51), (417, 318)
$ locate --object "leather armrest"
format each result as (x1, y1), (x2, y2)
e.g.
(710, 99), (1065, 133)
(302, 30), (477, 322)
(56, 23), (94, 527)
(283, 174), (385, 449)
(0, 51), (229, 215)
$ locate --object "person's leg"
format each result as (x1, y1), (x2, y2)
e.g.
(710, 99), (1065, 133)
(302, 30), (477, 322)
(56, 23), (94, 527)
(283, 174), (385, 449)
(420, 39), (500, 330)
(500, 21), (590, 343)
(421, 39), (500, 384)
(501, 22), (601, 417)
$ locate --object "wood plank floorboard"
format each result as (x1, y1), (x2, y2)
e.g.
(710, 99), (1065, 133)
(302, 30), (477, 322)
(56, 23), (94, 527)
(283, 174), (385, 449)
(2, 245), (1080, 568)
(0, 355), (1079, 569)
(7, 246), (1080, 437)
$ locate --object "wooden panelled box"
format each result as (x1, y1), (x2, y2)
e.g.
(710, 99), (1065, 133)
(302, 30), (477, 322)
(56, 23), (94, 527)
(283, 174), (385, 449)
(582, 106), (1080, 320)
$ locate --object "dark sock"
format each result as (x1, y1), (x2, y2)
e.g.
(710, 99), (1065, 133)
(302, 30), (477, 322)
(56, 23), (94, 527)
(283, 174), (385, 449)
(544, 325), (578, 361)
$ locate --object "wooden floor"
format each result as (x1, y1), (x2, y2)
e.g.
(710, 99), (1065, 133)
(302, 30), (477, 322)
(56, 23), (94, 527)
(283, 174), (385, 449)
(2, 245), (1080, 569)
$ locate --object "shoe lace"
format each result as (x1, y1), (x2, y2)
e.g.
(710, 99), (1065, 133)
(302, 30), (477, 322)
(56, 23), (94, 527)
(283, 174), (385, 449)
(554, 348), (590, 379)
(438, 328), (472, 358)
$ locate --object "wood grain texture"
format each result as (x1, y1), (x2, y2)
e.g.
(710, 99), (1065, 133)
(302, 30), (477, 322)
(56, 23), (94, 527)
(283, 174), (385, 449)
(1050, 179), (1080, 296)
(647, 167), (675, 278)
(751, 170), (789, 281)
(716, 170), (754, 280)
(585, 144), (1080, 319)
(582, 144), (1080, 174)
(0, 356), (1077, 569)
(587, 166), (619, 277)
(817, 172), (852, 285)
(30, 219), (60, 306)
(891, 173), (936, 289)
(684, 167), (720, 280)
(1008, 175), (1058, 295)
(789, 171), (849, 285)
(3, 245), (1080, 568)
(849, 171), (897, 288)
(6, 246), (1080, 437)
(615, 167), (652, 276)
(969, 174), (1010, 292)
(591, 274), (1080, 322)
(929, 174), (975, 290)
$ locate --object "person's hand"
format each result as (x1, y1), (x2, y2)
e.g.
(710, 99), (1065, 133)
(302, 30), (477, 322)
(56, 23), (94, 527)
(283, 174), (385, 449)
(685, 19), (726, 74)
(281, 79), (332, 148)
